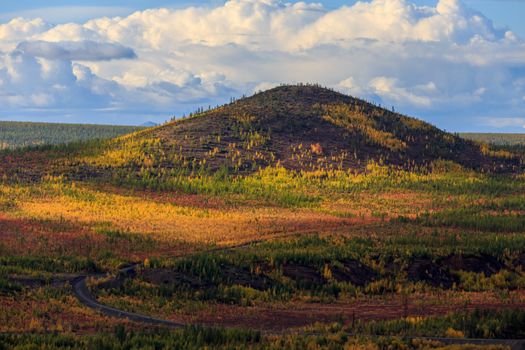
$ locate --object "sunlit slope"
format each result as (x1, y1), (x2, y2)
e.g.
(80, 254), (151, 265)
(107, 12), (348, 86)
(84, 85), (521, 174)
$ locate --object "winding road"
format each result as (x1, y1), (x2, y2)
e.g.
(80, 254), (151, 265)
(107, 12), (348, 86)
(71, 274), (184, 329)
(70, 241), (267, 329)
(70, 271), (525, 349)
(6, 240), (525, 350)
(63, 243), (525, 350)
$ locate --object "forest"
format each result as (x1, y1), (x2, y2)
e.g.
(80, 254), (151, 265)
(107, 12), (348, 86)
(0, 121), (145, 150)
(461, 133), (525, 146)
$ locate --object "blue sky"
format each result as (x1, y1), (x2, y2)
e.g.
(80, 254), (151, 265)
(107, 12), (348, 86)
(1, 0), (525, 131)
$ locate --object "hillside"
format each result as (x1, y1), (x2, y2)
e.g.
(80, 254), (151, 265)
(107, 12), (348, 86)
(81, 85), (520, 175)
(1, 85), (522, 183)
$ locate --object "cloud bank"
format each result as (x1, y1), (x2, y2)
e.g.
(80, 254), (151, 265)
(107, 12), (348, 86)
(0, 0), (524, 129)
(15, 40), (136, 61)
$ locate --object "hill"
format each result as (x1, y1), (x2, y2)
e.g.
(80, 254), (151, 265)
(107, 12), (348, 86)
(1, 85), (522, 183)
(82, 85), (520, 175)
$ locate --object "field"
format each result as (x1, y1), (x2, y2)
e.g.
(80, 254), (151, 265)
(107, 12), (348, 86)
(0, 121), (145, 149)
(1, 87), (525, 349)
(2, 159), (525, 348)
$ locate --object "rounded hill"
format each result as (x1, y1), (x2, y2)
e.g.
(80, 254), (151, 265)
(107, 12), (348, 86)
(94, 84), (520, 174)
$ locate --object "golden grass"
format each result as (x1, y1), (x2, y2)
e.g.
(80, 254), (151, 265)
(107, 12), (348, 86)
(2, 181), (380, 246)
(318, 190), (435, 219)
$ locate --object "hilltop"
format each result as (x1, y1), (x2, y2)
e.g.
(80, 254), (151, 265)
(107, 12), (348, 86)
(80, 85), (520, 175)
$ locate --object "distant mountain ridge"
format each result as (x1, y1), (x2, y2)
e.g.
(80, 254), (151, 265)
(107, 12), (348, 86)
(140, 121), (158, 127)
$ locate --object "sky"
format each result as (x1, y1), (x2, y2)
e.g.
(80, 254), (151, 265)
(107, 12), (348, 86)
(0, 0), (524, 132)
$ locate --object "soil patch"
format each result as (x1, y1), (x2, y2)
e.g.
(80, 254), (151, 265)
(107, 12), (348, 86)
(331, 260), (377, 286)
(139, 265), (273, 291)
(440, 254), (503, 276)
(9, 275), (77, 288)
(517, 253), (525, 270)
(220, 264), (274, 290)
(282, 264), (325, 287)
(141, 268), (205, 289)
(407, 258), (455, 288)
(166, 291), (525, 331)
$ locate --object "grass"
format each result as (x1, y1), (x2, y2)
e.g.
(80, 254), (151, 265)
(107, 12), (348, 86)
(0, 325), (515, 349)
(85, 232), (525, 326)
(0, 327), (262, 350)
(408, 209), (525, 233)
(1, 151), (525, 343)
(346, 308), (525, 339)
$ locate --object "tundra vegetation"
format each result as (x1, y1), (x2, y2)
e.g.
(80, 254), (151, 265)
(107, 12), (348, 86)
(1, 85), (525, 349)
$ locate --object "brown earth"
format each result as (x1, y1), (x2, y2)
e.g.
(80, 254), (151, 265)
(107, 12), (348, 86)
(407, 258), (456, 289)
(164, 291), (525, 331)
(331, 260), (377, 287)
(440, 254), (504, 277)
(282, 264), (325, 287)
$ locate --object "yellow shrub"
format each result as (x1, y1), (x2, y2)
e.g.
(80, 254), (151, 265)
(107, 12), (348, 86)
(144, 258), (151, 268)
(445, 327), (465, 338)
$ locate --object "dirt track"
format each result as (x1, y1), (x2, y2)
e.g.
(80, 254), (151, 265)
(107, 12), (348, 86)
(71, 274), (184, 329)
(6, 237), (524, 348)
(70, 271), (525, 349)
(62, 241), (525, 349)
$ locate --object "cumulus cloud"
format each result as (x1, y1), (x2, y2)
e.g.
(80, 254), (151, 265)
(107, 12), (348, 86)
(369, 77), (432, 107)
(0, 0), (524, 129)
(0, 17), (50, 41)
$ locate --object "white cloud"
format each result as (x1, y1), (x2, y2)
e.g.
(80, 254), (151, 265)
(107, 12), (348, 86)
(482, 117), (525, 129)
(0, 18), (50, 52)
(16, 40), (136, 61)
(0, 0), (523, 128)
(22, 0), (503, 51)
(0, 17), (50, 41)
(36, 23), (102, 43)
(253, 81), (280, 93)
(30, 92), (54, 107)
(369, 77), (432, 107)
